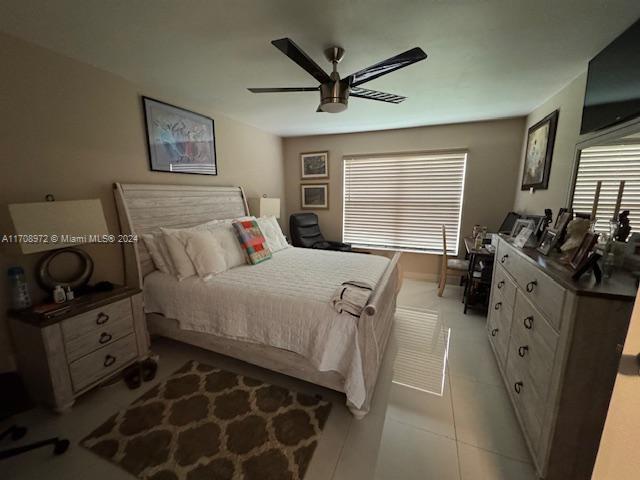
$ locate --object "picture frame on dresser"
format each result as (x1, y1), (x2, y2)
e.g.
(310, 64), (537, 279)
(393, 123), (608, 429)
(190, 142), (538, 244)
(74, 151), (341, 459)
(537, 229), (558, 255)
(569, 231), (599, 270)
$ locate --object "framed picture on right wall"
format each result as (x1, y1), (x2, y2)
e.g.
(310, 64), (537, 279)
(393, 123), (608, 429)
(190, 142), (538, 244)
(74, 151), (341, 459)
(521, 109), (559, 190)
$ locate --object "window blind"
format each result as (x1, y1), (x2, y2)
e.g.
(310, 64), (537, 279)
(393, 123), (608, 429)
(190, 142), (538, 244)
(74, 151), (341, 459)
(342, 151), (467, 255)
(571, 144), (640, 234)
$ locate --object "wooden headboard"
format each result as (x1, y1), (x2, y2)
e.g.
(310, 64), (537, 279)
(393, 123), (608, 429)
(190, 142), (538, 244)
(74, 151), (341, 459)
(113, 183), (249, 288)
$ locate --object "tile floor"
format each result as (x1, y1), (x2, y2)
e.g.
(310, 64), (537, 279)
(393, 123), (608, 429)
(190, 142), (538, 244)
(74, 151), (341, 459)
(3, 279), (537, 480)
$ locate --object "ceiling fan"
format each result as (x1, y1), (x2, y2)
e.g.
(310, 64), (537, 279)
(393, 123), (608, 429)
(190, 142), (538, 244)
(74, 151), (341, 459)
(248, 38), (428, 113)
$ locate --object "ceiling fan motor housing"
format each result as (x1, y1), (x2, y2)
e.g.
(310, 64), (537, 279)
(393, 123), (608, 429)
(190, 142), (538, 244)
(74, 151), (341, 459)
(319, 81), (349, 113)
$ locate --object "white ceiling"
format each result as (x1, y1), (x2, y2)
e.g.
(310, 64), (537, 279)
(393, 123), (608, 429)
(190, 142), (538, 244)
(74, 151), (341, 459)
(1, 0), (639, 137)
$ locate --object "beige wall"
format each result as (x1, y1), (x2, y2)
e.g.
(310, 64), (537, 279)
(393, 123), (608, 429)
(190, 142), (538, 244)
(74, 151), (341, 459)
(513, 73), (587, 214)
(283, 118), (526, 277)
(0, 33), (284, 372)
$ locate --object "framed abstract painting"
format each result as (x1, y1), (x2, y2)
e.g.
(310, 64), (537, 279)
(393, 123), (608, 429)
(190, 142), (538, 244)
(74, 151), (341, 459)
(521, 109), (559, 190)
(300, 151), (329, 179)
(142, 96), (217, 175)
(301, 184), (329, 209)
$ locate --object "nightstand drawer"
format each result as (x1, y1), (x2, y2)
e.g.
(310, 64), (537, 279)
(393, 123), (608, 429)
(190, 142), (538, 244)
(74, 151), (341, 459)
(62, 298), (132, 342)
(69, 333), (137, 391)
(64, 314), (134, 362)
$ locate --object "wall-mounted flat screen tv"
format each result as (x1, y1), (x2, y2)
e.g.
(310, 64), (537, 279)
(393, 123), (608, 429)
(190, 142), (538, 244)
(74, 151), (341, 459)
(581, 19), (640, 135)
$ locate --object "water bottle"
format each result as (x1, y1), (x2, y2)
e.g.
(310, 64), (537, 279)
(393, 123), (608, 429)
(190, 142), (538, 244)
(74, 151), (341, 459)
(8, 266), (32, 310)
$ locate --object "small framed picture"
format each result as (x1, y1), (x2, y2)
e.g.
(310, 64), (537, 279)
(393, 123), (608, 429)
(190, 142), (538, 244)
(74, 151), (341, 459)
(510, 219), (536, 238)
(514, 226), (535, 248)
(301, 183), (329, 209)
(537, 230), (558, 255)
(554, 211), (572, 235)
(570, 232), (599, 270)
(300, 151), (329, 179)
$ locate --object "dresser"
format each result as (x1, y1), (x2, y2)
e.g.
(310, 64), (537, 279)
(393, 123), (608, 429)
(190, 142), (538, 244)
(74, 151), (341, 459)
(9, 286), (149, 412)
(487, 236), (636, 479)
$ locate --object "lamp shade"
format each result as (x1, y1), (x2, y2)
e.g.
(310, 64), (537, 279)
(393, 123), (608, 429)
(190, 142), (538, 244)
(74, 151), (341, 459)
(248, 197), (280, 219)
(9, 199), (109, 254)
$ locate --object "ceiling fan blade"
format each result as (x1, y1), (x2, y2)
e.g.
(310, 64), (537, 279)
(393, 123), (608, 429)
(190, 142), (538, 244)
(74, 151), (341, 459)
(350, 87), (406, 104)
(344, 47), (427, 87)
(248, 87), (319, 93)
(271, 38), (331, 84)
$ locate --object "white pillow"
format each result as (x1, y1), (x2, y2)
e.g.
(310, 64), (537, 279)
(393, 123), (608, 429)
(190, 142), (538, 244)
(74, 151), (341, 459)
(257, 216), (288, 253)
(184, 230), (227, 280)
(141, 233), (176, 275)
(207, 224), (247, 268)
(161, 220), (224, 280)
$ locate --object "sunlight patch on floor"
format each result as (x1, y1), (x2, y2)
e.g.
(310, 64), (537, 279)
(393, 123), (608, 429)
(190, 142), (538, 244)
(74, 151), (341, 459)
(393, 307), (450, 396)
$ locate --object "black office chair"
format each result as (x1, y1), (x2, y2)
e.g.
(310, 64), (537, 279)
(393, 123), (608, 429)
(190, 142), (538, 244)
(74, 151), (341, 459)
(289, 213), (352, 252)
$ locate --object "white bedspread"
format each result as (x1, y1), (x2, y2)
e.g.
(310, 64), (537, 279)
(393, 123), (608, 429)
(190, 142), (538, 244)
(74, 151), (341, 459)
(143, 247), (390, 408)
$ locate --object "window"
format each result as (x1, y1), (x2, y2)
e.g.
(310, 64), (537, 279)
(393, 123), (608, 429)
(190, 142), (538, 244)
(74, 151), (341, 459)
(571, 144), (640, 234)
(342, 151), (467, 255)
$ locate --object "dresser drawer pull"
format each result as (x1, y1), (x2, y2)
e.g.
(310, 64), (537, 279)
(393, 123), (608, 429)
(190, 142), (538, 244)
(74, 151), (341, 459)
(494, 302), (502, 310)
(491, 328), (499, 337)
(96, 313), (110, 325)
(514, 381), (523, 394)
(497, 280), (505, 289)
(526, 280), (538, 293)
(99, 332), (113, 344)
(103, 355), (116, 367)
(518, 345), (529, 357)
(523, 316), (534, 329)
(500, 254), (509, 264)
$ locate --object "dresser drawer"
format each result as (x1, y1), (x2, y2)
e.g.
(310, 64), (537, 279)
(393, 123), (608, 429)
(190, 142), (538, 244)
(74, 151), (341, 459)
(496, 240), (518, 274)
(61, 298), (132, 342)
(500, 242), (566, 331)
(493, 264), (517, 309)
(506, 355), (543, 451)
(64, 314), (134, 362)
(69, 333), (137, 391)
(487, 300), (513, 366)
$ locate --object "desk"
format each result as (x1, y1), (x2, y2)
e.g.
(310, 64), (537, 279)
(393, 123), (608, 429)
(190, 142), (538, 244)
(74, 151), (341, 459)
(463, 237), (495, 313)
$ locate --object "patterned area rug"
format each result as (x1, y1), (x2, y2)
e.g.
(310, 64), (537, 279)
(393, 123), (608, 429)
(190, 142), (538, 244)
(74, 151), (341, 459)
(82, 360), (332, 480)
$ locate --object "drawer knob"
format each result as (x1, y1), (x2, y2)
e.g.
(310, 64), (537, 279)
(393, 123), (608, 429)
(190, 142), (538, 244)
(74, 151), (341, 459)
(99, 332), (113, 344)
(491, 328), (499, 337)
(497, 280), (505, 289)
(526, 280), (538, 293)
(494, 302), (502, 311)
(518, 345), (529, 357)
(523, 316), (534, 329)
(103, 354), (116, 367)
(514, 381), (523, 394)
(501, 254), (509, 264)
(96, 313), (110, 325)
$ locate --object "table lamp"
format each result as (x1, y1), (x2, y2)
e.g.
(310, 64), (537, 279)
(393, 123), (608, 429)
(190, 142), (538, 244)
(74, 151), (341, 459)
(248, 196), (281, 219)
(8, 199), (109, 290)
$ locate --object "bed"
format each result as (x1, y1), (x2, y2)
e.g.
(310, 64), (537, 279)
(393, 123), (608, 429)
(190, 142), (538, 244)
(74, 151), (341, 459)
(113, 183), (400, 417)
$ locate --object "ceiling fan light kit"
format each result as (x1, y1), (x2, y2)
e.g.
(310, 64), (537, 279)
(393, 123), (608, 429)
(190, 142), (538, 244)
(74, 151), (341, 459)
(248, 38), (427, 114)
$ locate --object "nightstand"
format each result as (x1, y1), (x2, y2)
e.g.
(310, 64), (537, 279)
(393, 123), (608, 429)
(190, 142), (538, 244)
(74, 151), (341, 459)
(8, 286), (149, 412)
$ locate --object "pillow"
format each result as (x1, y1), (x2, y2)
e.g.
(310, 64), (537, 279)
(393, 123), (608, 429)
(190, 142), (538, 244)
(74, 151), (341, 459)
(161, 219), (226, 280)
(232, 219), (272, 265)
(207, 224), (248, 269)
(141, 233), (176, 275)
(256, 216), (289, 253)
(184, 230), (227, 280)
